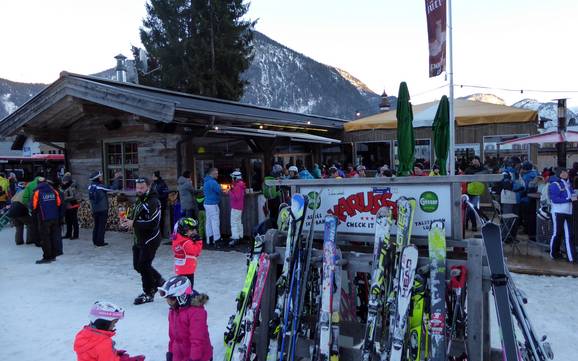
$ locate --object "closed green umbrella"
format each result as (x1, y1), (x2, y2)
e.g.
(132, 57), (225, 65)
(396, 82), (415, 176)
(432, 95), (450, 175)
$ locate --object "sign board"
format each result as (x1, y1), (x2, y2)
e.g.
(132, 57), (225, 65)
(300, 184), (451, 236)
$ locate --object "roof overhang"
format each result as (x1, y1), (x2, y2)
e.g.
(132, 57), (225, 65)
(209, 126), (341, 144)
(0, 72), (346, 137)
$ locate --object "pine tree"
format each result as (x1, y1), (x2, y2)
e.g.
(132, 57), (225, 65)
(136, 0), (255, 101)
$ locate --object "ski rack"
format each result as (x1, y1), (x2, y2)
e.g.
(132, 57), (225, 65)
(253, 175), (502, 361)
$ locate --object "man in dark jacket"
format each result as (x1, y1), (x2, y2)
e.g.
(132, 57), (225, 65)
(61, 173), (80, 239)
(122, 177), (165, 305)
(151, 171), (169, 238)
(88, 171), (113, 247)
(31, 178), (63, 264)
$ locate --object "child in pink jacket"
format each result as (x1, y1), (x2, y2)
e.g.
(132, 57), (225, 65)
(228, 170), (246, 247)
(158, 276), (213, 361)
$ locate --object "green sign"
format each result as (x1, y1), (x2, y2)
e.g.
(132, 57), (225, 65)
(308, 191), (321, 210)
(419, 191), (439, 213)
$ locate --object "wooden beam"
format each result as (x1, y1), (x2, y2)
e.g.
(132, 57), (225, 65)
(23, 128), (68, 142)
(38, 141), (65, 151)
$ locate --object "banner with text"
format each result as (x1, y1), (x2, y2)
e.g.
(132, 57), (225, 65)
(425, 0), (447, 77)
(301, 184), (451, 236)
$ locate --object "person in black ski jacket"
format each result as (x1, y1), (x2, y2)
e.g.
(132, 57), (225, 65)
(88, 171), (114, 247)
(121, 177), (165, 305)
(151, 171), (169, 238)
(31, 178), (64, 263)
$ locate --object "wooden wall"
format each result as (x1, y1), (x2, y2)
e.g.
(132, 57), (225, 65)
(65, 116), (182, 193)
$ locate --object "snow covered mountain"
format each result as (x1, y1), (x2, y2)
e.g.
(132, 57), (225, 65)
(511, 98), (578, 130)
(240, 32), (381, 119)
(0, 31), (381, 121)
(460, 93), (505, 105)
(0, 78), (46, 120)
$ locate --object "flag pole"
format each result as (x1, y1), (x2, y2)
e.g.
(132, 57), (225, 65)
(447, 0), (455, 175)
(448, 0), (457, 175)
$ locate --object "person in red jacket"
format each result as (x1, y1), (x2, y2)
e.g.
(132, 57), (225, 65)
(173, 218), (203, 289)
(158, 276), (213, 361)
(73, 301), (145, 361)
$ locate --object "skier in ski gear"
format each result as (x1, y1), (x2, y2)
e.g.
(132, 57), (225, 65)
(88, 171), (114, 247)
(548, 168), (576, 262)
(158, 276), (213, 361)
(122, 177), (165, 305)
(173, 217), (202, 288)
(31, 178), (64, 263)
(203, 168), (222, 247)
(288, 165), (299, 179)
(73, 301), (145, 361)
(228, 170), (245, 246)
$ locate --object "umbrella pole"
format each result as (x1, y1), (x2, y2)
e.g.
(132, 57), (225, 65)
(448, 0), (456, 175)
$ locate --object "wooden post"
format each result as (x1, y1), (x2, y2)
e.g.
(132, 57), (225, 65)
(257, 229), (280, 360)
(466, 238), (484, 361)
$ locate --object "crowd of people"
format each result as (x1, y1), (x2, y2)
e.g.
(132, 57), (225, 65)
(3, 156), (577, 360)
(2, 172), (80, 263)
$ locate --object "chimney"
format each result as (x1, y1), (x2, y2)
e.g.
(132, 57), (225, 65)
(379, 90), (391, 112)
(114, 54), (127, 82)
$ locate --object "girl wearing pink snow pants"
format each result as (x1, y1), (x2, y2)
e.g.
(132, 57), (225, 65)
(158, 276), (213, 361)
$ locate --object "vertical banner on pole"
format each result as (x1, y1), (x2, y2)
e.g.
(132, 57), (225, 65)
(425, 0), (447, 77)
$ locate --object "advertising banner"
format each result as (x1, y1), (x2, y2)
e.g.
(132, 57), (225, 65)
(301, 184), (451, 236)
(425, 0), (447, 77)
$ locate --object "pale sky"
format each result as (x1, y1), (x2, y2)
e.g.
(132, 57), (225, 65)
(1, 0), (577, 106)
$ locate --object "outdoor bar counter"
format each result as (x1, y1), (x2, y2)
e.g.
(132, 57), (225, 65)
(218, 190), (264, 238)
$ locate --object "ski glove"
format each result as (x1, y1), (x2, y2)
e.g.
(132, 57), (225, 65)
(119, 353), (145, 361)
(166, 352), (173, 361)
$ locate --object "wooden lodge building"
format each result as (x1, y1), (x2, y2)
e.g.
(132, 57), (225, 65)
(0, 69), (545, 190)
(0, 72), (346, 194)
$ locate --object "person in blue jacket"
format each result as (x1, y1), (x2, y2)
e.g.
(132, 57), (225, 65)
(203, 168), (222, 248)
(548, 168), (577, 262)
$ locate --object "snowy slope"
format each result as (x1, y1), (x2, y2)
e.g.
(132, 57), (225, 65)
(1, 226), (576, 360)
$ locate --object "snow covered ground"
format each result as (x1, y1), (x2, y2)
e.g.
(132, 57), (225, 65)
(0, 226), (576, 360)
(0, 228), (246, 361)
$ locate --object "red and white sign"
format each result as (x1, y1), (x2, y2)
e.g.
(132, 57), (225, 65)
(425, 0), (447, 77)
(301, 184), (451, 236)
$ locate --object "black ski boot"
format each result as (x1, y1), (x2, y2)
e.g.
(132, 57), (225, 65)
(134, 293), (154, 305)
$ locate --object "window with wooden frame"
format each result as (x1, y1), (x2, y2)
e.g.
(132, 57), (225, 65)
(104, 142), (139, 190)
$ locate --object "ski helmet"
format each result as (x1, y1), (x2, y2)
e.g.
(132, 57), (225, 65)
(89, 301), (125, 330)
(177, 217), (198, 236)
(158, 276), (194, 306)
(231, 170), (242, 180)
